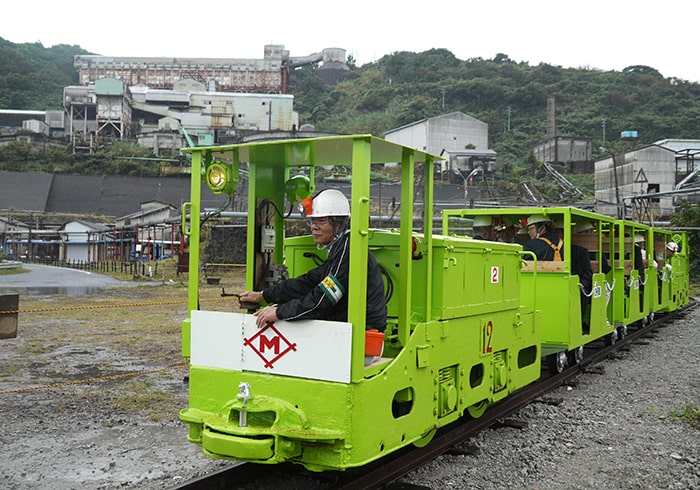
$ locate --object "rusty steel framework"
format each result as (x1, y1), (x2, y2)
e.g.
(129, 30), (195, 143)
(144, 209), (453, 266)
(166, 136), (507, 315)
(74, 57), (285, 93)
(73, 45), (296, 94)
(73, 46), (347, 95)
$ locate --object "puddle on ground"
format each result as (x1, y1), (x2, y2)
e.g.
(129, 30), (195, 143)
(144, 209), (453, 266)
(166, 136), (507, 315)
(3, 287), (103, 297)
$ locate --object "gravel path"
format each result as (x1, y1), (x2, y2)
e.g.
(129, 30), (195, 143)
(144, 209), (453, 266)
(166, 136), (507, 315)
(0, 295), (697, 489)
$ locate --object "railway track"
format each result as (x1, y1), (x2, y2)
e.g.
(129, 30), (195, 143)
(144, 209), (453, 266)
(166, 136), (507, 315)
(170, 300), (696, 490)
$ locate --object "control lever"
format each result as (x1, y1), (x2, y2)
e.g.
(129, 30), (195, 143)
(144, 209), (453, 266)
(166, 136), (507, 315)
(221, 288), (259, 312)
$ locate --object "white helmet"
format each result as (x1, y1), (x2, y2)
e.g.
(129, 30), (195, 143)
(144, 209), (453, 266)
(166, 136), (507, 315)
(472, 216), (493, 228)
(666, 242), (679, 253)
(574, 221), (594, 233)
(527, 214), (552, 226)
(633, 233), (645, 243)
(307, 189), (350, 218)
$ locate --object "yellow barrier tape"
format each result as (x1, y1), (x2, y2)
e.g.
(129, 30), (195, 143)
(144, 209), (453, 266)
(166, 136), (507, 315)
(0, 363), (189, 396)
(0, 297), (232, 315)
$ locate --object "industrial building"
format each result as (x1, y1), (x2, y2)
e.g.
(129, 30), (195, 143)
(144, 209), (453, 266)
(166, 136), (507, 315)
(73, 45), (349, 93)
(384, 111), (495, 179)
(64, 77), (299, 154)
(533, 136), (594, 173)
(532, 96), (594, 174)
(595, 139), (700, 221)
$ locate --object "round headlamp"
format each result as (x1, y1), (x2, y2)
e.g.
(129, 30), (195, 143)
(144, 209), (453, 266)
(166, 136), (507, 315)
(205, 162), (235, 195)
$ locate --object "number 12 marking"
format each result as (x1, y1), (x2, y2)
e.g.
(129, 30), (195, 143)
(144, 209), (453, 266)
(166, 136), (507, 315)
(483, 320), (493, 354)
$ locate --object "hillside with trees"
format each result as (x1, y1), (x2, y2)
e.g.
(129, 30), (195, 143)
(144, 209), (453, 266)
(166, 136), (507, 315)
(0, 37), (88, 109)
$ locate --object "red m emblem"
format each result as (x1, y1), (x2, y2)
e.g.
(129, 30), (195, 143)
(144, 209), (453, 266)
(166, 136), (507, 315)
(243, 322), (297, 368)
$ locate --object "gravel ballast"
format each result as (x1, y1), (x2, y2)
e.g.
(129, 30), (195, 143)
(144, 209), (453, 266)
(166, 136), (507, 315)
(398, 305), (700, 490)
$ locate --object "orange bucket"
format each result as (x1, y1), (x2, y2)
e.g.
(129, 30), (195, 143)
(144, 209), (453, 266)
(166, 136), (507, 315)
(364, 329), (385, 357)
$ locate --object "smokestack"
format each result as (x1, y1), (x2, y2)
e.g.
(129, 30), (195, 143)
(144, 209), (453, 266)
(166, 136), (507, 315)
(547, 96), (556, 139)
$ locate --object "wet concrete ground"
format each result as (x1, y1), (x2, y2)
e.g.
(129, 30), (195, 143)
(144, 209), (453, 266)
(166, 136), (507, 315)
(1, 263), (139, 296)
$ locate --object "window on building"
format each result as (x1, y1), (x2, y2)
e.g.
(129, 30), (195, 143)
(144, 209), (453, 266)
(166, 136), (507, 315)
(647, 183), (660, 202)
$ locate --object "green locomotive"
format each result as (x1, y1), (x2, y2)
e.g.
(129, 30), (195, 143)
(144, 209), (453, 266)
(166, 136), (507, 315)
(178, 135), (541, 470)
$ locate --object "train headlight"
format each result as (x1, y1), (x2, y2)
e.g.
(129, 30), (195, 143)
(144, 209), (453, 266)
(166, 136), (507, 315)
(285, 175), (312, 214)
(205, 162), (236, 196)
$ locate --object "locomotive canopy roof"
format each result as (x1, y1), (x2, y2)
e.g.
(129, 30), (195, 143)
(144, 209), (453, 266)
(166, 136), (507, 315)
(181, 134), (443, 167)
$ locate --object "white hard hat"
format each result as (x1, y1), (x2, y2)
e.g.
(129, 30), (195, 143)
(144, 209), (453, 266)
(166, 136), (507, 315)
(574, 221), (594, 233)
(666, 242), (679, 253)
(527, 214), (552, 226)
(633, 234), (645, 243)
(307, 189), (350, 218)
(473, 216), (493, 228)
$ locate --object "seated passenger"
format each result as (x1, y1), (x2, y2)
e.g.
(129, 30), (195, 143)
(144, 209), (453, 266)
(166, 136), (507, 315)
(655, 242), (678, 302)
(570, 221), (594, 294)
(562, 221), (595, 331)
(633, 234), (647, 279)
(523, 215), (563, 261)
(496, 216), (522, 243)
(472, 215), (496, 241)
(665, 241), (678, 270)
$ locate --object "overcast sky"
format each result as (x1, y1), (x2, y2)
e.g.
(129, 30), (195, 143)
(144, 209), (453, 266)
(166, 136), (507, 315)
(3, 0), (697, 82)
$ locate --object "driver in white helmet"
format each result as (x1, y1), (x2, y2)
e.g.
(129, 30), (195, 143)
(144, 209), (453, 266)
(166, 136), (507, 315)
(239, 189), (388, 333)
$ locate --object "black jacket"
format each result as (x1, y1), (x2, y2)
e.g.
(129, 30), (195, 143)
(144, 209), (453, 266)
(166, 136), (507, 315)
(523, 231), (564, 261)
(262, 231), (387, 331)
(571, 244), (593, 292)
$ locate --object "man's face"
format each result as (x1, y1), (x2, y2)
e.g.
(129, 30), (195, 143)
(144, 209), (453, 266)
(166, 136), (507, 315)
(310, 217), (334, 245)
(527, 224), (538, 239)
(497, 227), (515, 242)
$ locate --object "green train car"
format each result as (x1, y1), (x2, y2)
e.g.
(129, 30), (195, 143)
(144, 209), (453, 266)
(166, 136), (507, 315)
(649, 226), (690, 312)
(178, 136), (541, 471)
(443, 208), (690, 373)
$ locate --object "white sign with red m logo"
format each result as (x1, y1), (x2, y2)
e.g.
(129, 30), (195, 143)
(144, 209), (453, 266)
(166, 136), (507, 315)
(190, 310), (353, 383)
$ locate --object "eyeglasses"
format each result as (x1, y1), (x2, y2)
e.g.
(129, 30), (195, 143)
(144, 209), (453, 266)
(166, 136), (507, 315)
(308, 217), (331, 226)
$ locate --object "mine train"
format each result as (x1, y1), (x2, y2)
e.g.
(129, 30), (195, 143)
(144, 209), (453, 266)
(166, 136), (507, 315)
(178, 135), (690, 471)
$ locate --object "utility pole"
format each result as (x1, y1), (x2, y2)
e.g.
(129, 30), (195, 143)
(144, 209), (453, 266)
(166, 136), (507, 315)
(601, 117), (607, 142)
(611, 152), (621, 218)
(600, 146), (622, 218)
(506, 106), (512, 131)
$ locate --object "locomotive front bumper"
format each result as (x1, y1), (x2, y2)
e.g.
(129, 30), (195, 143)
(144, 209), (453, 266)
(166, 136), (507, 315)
(180, 395), (344, 464)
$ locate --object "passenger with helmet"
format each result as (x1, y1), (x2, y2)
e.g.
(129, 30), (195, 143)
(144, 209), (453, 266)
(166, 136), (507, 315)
(523, 214), (564, 261)
(633, 233), (647, 274)
(472, 215), (496, 241)
(239, 189), (388, 335)
(568, 221), (594, 294)
(657, 241), (678, 302)
(660, 241), (678, 272)
(496, 216), (521, 243)
(568, 221), (596, 331)
(666, 241), (679, 258)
